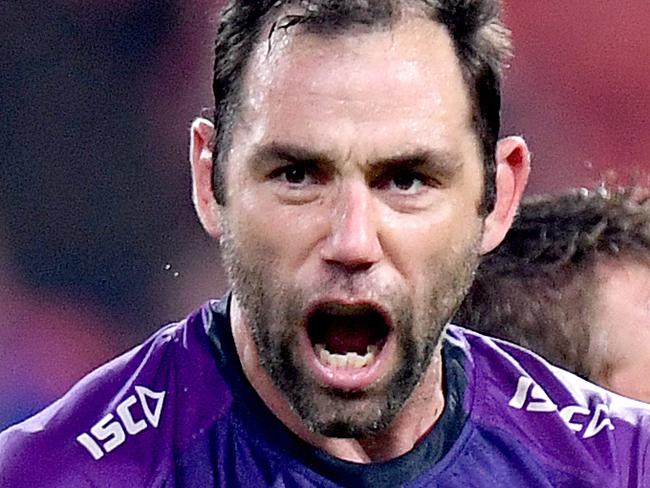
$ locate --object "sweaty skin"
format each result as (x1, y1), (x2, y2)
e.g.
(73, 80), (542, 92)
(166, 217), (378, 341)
(191, 16), (530, 463)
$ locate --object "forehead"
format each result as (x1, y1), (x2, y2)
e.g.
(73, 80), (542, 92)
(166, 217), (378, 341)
(235, 16), (474, 157)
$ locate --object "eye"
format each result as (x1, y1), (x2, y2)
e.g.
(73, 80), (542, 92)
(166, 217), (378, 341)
(270, 164), (316, 186)
(391, 173), (422, 192)
(383, 170), (429, 195)
(283, 165), (309, 184)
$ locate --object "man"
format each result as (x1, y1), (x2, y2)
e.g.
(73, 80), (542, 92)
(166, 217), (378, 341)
(1, 1), (648, 486)
(454, 186), (650, 402)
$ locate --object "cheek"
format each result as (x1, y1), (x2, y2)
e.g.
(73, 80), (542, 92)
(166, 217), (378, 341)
(380, 201), (481, 284)
(229, 191), (327, 265)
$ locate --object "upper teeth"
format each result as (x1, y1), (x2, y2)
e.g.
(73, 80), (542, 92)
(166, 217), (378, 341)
(315, 344), (378, 369)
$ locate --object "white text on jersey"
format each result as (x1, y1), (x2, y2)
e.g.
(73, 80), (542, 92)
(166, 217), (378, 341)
(509, 375), (614, 439)
(76, 385), (166, 460)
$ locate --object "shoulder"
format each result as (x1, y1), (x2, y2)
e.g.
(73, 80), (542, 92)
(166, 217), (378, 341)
(447, 324), (650, 485)
(0, 301), (234, 487)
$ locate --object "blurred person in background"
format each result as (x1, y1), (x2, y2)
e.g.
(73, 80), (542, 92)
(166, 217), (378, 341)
(2, 1), (650, 487)
(455, 185), (650, 402)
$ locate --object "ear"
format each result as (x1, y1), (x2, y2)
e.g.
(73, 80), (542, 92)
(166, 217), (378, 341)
(480, 136), (531, 254)
(190, 118), (222, 239)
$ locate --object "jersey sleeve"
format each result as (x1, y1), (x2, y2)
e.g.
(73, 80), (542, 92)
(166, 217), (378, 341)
(0, 305), (234, 488)
(0, 323), (180, 487)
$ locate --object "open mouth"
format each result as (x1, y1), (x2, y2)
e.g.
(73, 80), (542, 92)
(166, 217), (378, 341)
(306, 303), (392, 371)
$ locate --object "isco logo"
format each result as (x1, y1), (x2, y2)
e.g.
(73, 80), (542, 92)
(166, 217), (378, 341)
(509, 376), (614, 439)
(76, 385), (166, 460)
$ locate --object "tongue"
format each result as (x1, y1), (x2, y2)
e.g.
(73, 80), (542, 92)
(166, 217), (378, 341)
(323, 320), (374, 355)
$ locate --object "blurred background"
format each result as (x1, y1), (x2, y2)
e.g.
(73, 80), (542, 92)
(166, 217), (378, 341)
(0, 0), (648, 430)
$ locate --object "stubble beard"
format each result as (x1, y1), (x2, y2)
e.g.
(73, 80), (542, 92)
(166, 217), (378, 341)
(220, 220), (481, 439)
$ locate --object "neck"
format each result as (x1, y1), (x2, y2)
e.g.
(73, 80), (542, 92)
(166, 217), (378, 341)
(230, 297), (446, 463)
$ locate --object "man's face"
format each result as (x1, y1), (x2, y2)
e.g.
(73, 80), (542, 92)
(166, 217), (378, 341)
(592, 258), (650, 402)
(219, 18), (486, 437)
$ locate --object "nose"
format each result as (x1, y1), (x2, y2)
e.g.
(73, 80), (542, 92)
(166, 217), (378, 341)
(320, 182), (383, 270)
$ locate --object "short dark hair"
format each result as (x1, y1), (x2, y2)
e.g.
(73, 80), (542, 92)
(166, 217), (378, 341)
(211, 0), (512, 214)
(453, 186), (650, 379)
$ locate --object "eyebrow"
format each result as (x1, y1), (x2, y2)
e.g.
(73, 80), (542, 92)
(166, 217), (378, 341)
(368, 149), (462, 178)
(251, 142), (335, 168)
(250, 142), (462, 176)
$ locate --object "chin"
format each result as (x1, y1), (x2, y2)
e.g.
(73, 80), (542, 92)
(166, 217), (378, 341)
(303, 404), (392, 439)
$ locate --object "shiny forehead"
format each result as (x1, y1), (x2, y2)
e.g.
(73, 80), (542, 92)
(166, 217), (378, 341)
(235, 17), (474, 155)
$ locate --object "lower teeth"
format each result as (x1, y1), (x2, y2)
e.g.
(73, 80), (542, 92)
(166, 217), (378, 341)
(315, 344), (378, 369)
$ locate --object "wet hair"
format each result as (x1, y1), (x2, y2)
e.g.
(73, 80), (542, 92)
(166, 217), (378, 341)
(211, 0), (512, 214)
(454, 185), (650, 379)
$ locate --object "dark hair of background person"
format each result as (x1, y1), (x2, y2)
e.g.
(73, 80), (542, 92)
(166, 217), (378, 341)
(210, 0), (511, 215)
(453, 185), (650, 379)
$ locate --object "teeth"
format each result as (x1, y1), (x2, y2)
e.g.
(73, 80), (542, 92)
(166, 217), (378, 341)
(331, 354), (347, 368)
(347, 352), (365, 368)
(315, 344), (378, 369)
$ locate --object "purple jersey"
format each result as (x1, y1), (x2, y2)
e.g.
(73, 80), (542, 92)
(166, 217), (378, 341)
(1, 296), (649, 487)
